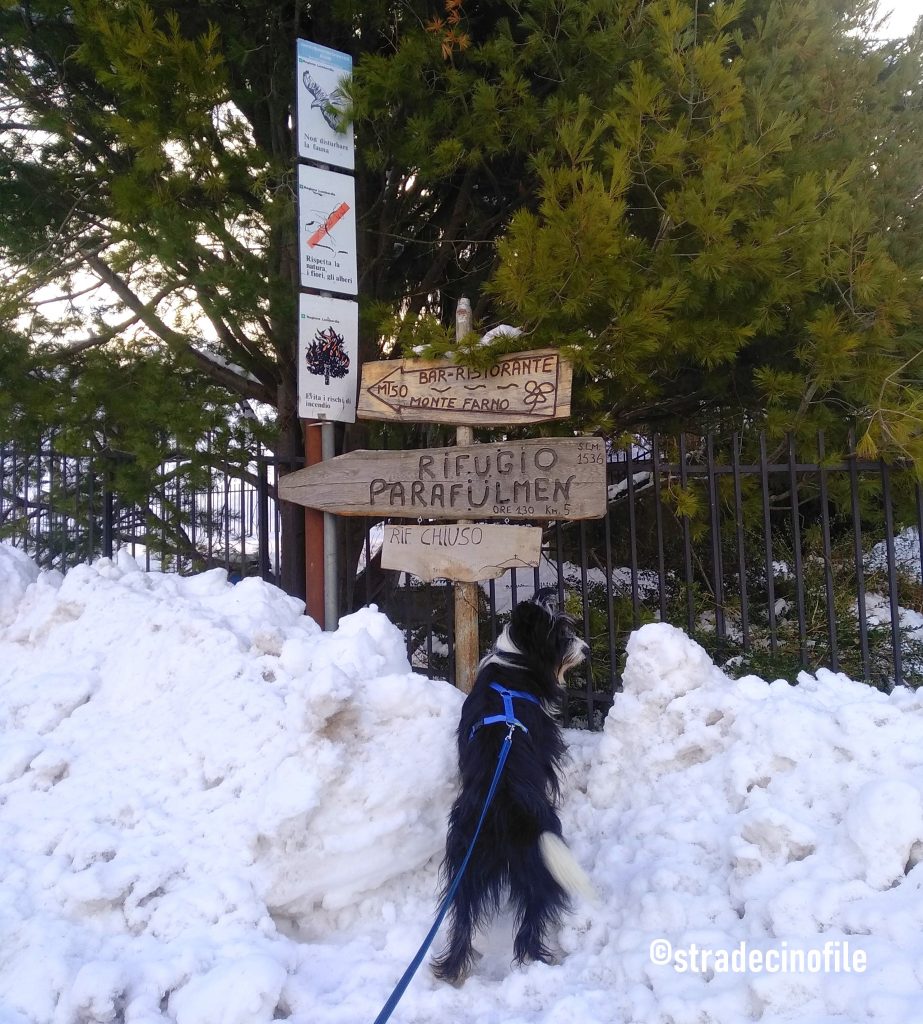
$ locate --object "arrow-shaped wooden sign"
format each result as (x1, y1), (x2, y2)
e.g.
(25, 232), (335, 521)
(357, 349), (572, 425)
(278, 437), (606, 520)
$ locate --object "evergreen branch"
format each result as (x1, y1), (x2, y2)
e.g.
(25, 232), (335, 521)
(166, 239), (278, 386)
(80, 249), (274, 404)
(197, 299), (278, 387)
(27, 282), (106, 308)
(36, 284), (178, 361)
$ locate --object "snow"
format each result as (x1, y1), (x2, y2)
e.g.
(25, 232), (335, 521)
(410, 324), (522, 356)
(476, 324), (523, 348)
(3, 542), (923, 1023)
(869, 526), (922, 577)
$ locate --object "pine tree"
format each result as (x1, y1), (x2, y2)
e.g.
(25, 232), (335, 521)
(478, 1), (923, 462)
(1, 0), (922, 591)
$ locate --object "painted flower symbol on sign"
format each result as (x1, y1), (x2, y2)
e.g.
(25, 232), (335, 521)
(523, 379), (555, 410)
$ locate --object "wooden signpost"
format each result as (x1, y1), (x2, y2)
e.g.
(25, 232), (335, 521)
(284, 94), (603, 684)
(278, 437), (607, 520)
(357, 349), (572, 425)
(451, 300), (480, 693)
(381, 524), (543, 583)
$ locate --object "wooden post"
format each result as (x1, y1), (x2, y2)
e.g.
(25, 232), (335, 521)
(303, 420), (325, 628)
(454, 297), (479, 692)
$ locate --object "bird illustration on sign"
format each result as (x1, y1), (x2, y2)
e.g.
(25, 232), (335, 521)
(302, 70), (346, 131)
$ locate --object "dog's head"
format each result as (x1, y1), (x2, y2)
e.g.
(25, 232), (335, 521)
(496, 595), (589, 695)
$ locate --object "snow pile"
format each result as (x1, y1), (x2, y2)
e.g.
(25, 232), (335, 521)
(0, 544), (459, 1024)
(580, 624), (923, 1022)
(0, 543), (38, 625)
(4, 544), (923, 1023)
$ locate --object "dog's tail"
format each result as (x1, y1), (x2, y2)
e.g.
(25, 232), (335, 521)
(539, 832), (597, 903)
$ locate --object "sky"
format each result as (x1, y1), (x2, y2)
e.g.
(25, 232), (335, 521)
(881, 0), (922, 37)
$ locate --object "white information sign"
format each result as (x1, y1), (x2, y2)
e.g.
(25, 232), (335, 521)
(298, 293), (359, 422)
(296, 39), (354, 170)
(298, 164), (358, 296)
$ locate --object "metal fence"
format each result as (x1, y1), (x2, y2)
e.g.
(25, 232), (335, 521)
(0, 437), (277, 580)
(342, 432), (923, 724)
(3, 432), (922, 724)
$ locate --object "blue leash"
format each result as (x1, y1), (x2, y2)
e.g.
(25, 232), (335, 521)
(372, 685), (539, 1024)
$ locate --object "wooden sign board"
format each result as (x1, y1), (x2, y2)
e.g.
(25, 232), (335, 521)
(357, 349), (572, 426)
(382, 524), (543, 582)
(278, 437), (606, 520)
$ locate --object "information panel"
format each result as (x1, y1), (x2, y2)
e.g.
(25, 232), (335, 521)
(297, 164), (358, 295)
(295, 39), (354, 170)
(298, 293), (359, 422)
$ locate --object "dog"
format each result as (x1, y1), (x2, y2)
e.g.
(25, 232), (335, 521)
(431, 596), (594, 984)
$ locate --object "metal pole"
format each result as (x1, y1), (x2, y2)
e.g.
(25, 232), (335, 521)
(303, 421), (325, 628)
(453, 297), (479, 692)
(322, 421), (338, 630)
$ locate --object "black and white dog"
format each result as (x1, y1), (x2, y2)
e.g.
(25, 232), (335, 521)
(431, 597), (594, 984)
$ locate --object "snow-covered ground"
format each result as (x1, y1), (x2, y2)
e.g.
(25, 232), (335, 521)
(868, 527), (922, 578)
(3, 543), (923, 1024)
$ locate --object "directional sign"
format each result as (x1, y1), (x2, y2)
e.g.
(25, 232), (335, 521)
(278, 437), (607, 520)
(296, 39), (354, 170)
(298, 164), (358, 295)
(382, 524), (543, 582)
(357, 349), (572, 426)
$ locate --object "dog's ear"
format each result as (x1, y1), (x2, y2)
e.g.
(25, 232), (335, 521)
(509, 598), (555, 644)
(534, 588), (560, 613)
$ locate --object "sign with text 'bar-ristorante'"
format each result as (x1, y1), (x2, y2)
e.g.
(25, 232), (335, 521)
(357, 349), (572, 426)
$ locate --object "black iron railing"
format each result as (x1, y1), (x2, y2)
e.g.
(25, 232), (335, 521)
(346, 432), (923, 722)
(3, 431), (922, 723)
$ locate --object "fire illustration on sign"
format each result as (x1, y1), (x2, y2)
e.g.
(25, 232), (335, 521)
(306, 326), (350, 385)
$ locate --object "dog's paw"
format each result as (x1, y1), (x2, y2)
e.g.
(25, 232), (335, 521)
(430, 949), (482, 986)
(430, 963), (460, 985)
(516, 948), (564, 969)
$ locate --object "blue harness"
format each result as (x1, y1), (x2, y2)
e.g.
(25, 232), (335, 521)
(370, 683), (541, 1024)
(468, 683), (542, 742)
